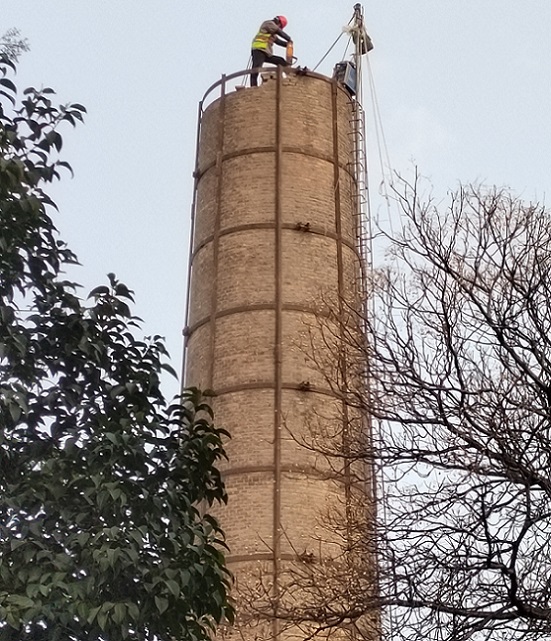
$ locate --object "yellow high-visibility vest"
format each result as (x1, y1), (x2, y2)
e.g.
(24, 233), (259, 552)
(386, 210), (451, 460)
(252, 30), (272, 51)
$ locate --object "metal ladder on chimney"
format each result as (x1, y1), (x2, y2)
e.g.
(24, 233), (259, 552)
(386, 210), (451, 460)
(350, 98), (372, 311)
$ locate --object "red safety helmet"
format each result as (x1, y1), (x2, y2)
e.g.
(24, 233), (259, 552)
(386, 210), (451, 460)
(275, 15), (288, 28)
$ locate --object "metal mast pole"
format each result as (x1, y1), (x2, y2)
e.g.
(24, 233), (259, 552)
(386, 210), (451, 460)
(350, 3), (372, 282)
(353, 3), (365, 109)
(350, 11), (381, 638)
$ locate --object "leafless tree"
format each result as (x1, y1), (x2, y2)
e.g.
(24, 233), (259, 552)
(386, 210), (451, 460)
(249, 177), (551, 641)
(365, 177), (551, 640)
(359, 177), (551, 640)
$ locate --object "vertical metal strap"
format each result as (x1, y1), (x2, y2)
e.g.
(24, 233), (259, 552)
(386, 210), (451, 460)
(273, 65), (284, 636)
(208, 76), (227, 389)
(331, 81), (353, 537)
(181, 100), (204, 391)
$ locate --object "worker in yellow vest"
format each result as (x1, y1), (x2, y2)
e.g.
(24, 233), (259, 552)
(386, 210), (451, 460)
(250, 16), (292, 87)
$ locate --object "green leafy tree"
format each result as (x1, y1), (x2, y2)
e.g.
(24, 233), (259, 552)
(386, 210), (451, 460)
(0, 55), (232, 640)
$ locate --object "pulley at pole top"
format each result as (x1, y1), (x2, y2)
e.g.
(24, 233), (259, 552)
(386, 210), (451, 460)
(352, 4), (374, 58)
(332, 4), (373, 99)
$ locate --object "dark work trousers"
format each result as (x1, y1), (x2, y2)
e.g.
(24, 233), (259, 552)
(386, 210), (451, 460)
(250, 49), (289, 86)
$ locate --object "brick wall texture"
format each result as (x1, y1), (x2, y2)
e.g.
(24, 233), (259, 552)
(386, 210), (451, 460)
(185, 72), (376, 641)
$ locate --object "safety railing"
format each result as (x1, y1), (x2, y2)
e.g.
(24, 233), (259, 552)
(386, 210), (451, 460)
(198, 65), (340, 113)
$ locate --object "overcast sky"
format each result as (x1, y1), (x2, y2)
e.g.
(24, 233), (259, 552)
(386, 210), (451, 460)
(3, 1), (550, 398)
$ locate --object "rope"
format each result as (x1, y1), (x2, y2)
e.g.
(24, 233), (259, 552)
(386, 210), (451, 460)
(367, 57), (393, 186)
(242, 54), (253, 86)
(342, 35), (353, 61)
(312, 13), (356, 72)
(366, 55), (397, 234)
(312, 32), (345, 72)
(362, 58), (402, 640)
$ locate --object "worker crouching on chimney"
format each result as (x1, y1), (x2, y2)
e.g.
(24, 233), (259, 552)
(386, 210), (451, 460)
(250, 15), (292, 87)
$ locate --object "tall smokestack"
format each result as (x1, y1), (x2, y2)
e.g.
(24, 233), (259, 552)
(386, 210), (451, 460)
(183, 65), (377, 640)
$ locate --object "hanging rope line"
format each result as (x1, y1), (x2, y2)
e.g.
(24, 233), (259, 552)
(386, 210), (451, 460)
(366, 61), (392, 233)
(367, 57), (393, 187)
(365, 55), (398, 234)
(312, 13), (355, 72)
(312, 32), (345, 72)
(342, 35), (353, 62)
(241, 54), (253, 85)
(360, 56), (401, 641)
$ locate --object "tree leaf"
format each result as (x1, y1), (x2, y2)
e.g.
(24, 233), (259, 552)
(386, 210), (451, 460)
(166, 579), (180, 598)
(154, 596), (169, 615)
